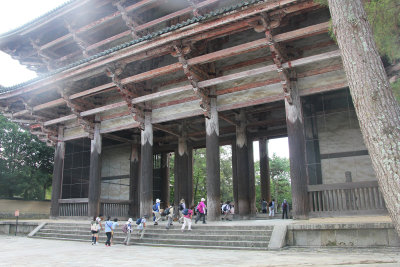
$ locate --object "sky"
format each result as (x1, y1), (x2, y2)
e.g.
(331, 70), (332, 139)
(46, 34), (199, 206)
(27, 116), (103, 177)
(0, 1), (290, 159)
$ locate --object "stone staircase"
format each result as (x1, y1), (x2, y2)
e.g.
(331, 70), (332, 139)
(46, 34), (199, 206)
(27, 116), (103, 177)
(30, 222), (274, 250)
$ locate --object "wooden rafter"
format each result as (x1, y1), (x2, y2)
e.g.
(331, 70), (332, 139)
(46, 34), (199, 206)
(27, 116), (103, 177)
(112, 0), (141, 39)
(29, 39), (54, 71)
(64, 19), (90, 58)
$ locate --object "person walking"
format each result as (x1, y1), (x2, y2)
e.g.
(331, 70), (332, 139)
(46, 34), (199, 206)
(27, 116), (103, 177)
(123, 218), (133, 245)
(165, 204), (174, 230)
(261, 199), (268, 214)
(90, 216), (100, 245)
(269, 199), (275, 217)
(282, 199), (289, 219)
(137, 215), (147, 239)
(104, 216), (113, 246)
(111, 218), (119, 245)
(181, 206), (193, 232)
(153, 199), (161, 225)
(178, 199), (186, 224)
(195, 198), (206, 224)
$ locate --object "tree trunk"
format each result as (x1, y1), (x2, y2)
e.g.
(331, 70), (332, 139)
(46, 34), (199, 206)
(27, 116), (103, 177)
(328, 0), (400, 236)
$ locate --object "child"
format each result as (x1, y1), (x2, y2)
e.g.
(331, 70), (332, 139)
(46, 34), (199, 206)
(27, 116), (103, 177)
(181, 206), (193, 232)
(137, 215), (147, 239)
(111, 218), (119, 245)
(123, 218), (133, 245)
(90, 217), (99, 245)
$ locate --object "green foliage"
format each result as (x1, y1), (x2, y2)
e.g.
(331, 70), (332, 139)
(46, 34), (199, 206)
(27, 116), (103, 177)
(0, 115), (54, 200)
(255, 154), (291, 211)
(364, 0), (400, 63)
(392, 79), (400, 103)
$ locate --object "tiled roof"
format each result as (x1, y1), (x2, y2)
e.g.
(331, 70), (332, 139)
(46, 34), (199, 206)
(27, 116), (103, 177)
(0, 0), (265, 94)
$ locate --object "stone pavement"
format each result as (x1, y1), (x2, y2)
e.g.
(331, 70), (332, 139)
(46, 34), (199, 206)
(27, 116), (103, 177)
(1, 235), (399, 267)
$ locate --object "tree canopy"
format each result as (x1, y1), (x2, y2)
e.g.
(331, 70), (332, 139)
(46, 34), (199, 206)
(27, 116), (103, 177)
(0, 115), (54, 200)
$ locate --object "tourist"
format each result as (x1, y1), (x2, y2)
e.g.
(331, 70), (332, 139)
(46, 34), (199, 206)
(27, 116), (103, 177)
(282, 199), (289, 219)
(153, 199), (161, 225)
(123, 218), (133, 245)
(111, 218), (119, 245)
(262, 199), (268, 214)
(90, 216), (100, 245)
(165, 204), (174, 230)
(137, 215), (147, 239)
(181, 206), (193, 232)
(269, 199), (275, 217)
(221, 201), (232, 221)
(178, 198), (186, 223)
(195, 198), (206, 224)
(104, 216), (113, 246)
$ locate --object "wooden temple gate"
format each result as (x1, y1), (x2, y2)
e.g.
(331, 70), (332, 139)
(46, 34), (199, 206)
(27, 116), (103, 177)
(0, 0), (387, 219)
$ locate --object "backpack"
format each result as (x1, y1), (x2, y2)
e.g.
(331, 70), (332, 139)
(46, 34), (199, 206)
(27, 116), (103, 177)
(182, 208), (189, 216)
(179, 203), (184, 211)
(269, 202), (273, 207)
(223, 204), (229, 212)
(152, 204), (158, 211)
(163, 207), (170, 216)
(283, 203), (288, 209)
(90, 222), (97, 231)
(136, 218), (142, 225)
(122, 224), (129, 233)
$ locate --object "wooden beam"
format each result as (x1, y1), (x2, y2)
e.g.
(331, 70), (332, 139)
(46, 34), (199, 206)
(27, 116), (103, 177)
(153, 124), (180, 137)
(103, 133), (135, 144)
(219, 114), (238, 126)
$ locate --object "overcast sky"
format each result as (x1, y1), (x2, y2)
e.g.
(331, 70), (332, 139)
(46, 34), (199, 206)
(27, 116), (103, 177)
(0, 0), (289, 159)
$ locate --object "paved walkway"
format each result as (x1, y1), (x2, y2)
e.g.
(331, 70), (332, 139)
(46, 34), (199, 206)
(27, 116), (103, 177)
(1, 235), (399, 267)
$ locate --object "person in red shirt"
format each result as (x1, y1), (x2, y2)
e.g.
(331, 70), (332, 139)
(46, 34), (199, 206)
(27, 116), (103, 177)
(181, 206), (194, 232)
(195, 198), (206, 224)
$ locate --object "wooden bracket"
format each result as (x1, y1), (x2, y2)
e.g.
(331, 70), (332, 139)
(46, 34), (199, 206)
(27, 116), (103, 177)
(173, 44), (211, 118)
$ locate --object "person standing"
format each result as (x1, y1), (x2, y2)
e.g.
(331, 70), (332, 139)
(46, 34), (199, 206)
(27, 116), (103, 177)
(90, 217), (100, 245)
(178, 199), (186, 224)
(153, 199), (161, 225)
(111, 218), (119, 245)
(282, 199), (289, 219)
(269, 199), (275, 217)
(165, 204), (174, 230)
(261, 199), (268, 214)
(195, 198), (206, 224)
(123, 218), (133, 245)
(104, 216), (113, 246)
(181, 206), (193, 232)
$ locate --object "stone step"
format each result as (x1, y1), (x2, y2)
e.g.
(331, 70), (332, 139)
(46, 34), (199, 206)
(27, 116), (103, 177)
(39, 228), (271, 236)
(30, 236), (268, 251)
(135, 237), (269, 248)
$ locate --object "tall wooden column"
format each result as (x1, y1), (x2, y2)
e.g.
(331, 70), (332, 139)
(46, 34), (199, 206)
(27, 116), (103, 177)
(129, 138), (140, 218)
(140, 112), (153, 217)
(174, 132), (190, 210)
(236, 110), (250, 217)
(88, 120), (102, 218)
(248, 137), (256, 216)
(231, 142), (239, 215)
(50, 127), (65, 218)
(205, 95), (220, 221)
(187, 147), (193, 208)
(259, 138), (271, 202)
(285, 71), (309, 219)
(160, 153), (170, 207)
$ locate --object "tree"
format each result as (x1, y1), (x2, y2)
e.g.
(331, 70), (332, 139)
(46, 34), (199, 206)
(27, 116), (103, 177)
(327, 0), (400, 235)
(0, 115), (54, 200)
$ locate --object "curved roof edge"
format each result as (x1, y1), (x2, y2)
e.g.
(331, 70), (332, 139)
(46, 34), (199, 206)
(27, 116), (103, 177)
(0, 0), (272, 95)
(0, 0), (78, 39)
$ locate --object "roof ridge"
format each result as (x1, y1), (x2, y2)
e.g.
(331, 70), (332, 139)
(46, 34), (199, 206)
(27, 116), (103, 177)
(0, 0), (78, 38)
(0, 0), (265, 94)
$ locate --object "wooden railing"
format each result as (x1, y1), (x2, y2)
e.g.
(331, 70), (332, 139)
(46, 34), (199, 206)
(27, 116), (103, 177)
(59, 198), (88, 217)
(101, 200), (131, 218)
(308, 181), (386, 216)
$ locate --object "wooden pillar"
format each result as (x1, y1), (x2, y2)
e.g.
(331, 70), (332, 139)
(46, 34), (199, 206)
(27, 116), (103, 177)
(187, 147), (193, 208)
(285, 71), (309, 219)
(88, 119), (102, 218)
(140, 112), (153, 217)
(174, 132), (189, 210)
(50, 127), (65, 218)
(236, 110), (250, 217)
(259, 138), (271, 202)
(248, 137), (256, 216)
(205, 94), (220, 221)
(129, 138), (140, 218)
(231, 141), (239, 215)
(160, 153), (170, 207)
